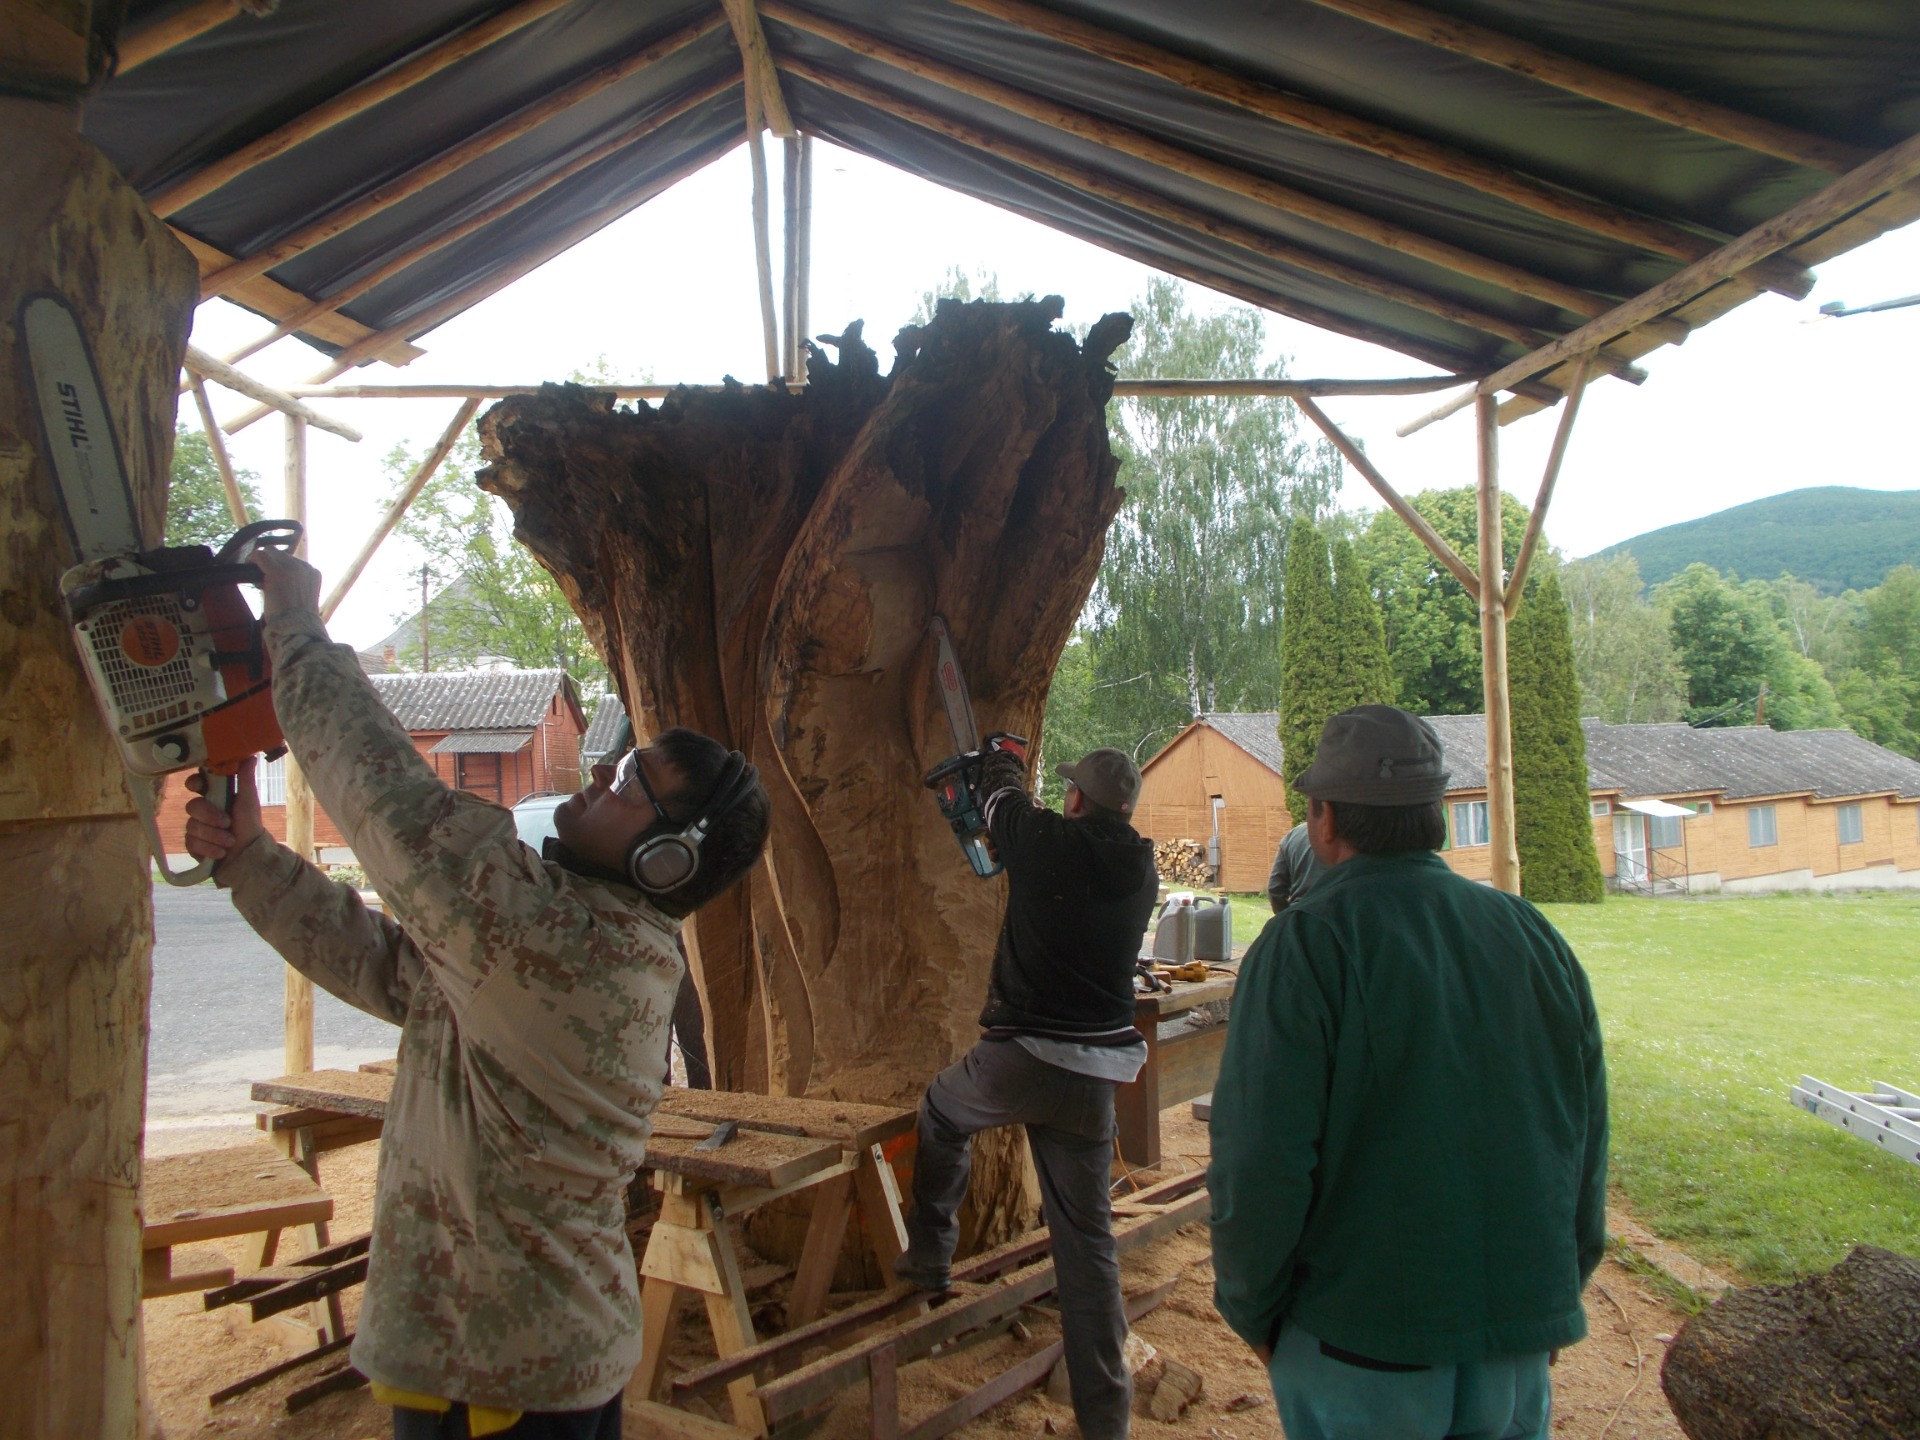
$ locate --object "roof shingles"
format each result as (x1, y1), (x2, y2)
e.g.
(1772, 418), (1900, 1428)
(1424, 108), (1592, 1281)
(370, 669), (573, 734)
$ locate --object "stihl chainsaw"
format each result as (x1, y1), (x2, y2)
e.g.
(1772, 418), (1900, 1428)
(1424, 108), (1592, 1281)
(923, 614), (1027, 879)
(23, 292), (300, 886)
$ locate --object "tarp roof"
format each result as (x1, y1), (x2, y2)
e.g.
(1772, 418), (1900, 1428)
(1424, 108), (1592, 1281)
(86, 1), (1920, 403)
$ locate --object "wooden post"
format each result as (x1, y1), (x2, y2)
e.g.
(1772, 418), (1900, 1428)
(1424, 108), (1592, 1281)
(796, 134), (812, 371)
(1475, 396), (1519, 895)
(782, 136), (801, 381)
(747, 111), (781, 383)
(1504, 356), (1591, 619)
(190, 377), (251, 526)
(282, 415), (315, 1074)
(0, 80), (200, 1438)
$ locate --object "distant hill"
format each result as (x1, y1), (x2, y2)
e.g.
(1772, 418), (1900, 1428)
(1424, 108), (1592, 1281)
(1598, 487), (1920, 594)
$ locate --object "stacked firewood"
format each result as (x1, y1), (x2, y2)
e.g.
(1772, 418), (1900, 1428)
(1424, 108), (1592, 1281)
(1152, 839), (1213, 887)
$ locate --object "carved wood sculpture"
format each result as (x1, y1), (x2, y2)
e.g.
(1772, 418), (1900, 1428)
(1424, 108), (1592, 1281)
(1661, 1244), (1920, 1440)
(479, 299), (1131, 1243)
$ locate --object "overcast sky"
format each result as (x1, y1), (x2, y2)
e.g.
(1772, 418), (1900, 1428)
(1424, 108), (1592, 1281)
(185, 138), (1920, 653)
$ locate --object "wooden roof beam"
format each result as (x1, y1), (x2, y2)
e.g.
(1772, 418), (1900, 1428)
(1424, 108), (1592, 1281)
(284, 376), (1475, 399)
(115, 0), (244, 73)
(1301, 0), (1870, 174)
(1478, 124), (1920, 400)
(149, 0), (578, 218)
(183, 346), (362, 441)
(946, 0), (1809, 301)
(782, 56), (1651, 384)
(762, 4), (1678, 343)
(719, 0), (795, 138)
(199, 12), (726, 299)
(221, 139), (742, 433)
(216, 72), (738, 367)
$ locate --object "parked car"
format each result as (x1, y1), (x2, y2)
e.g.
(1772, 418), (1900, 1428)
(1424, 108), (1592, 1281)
(511, 791), (569, 850)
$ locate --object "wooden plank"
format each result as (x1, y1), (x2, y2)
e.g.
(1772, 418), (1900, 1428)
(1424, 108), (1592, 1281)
(656, 1088), (917, 1151)
(182, 346), (362, 441)
(647, 1130), (843, 1190)
(1156, 1025), (1228, 1110)
(787, 1170), (857, 1328)
(854, 1142), (910, 1276)
(254, 1111), (384, 1153)
(246, 1255), (369, 1321)
(141, 1144), (332, 1250)
(208, 1334), (354, 1407)
(251, 1069), (394, 1119)
(641, 1221), (730, 1294)
(141, 1248), (234, 1299)
(868, 1344), (899, 1440)
(754, 1193), (1207, 1422)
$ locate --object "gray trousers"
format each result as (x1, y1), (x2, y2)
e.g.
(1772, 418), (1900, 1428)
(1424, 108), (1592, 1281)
(903, 1039), (1130, 1440)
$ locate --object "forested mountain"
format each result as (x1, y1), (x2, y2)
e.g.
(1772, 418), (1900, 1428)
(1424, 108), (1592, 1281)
(1599, 487), (1920, 593)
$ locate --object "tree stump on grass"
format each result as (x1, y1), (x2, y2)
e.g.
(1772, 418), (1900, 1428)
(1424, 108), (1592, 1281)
(477, 298), (1131, 1247)
(1661, 1244), (1920, 1439)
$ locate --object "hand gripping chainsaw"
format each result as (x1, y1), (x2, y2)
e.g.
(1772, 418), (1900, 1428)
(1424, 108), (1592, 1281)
(923, 614), (1027, 878)
(23, 293), (301, 886)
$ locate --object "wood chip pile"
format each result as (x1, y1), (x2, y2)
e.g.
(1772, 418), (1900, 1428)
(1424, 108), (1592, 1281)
(1152, 839), (1213, 887)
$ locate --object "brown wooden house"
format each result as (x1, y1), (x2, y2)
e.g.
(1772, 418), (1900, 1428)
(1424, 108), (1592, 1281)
(155, 666), (586, 863)
(1132, 712), (1294, 893)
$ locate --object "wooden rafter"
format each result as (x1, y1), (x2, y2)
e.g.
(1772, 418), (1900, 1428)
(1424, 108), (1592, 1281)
(1478, 125), (1920, 399)
(189, 379), (251, 526)
(198, 12), (726, 299)
(719, 0), (795, 137)
(150, 0), (577, 218)
(1301, 0), (1870, 174)
(184, 346), (362, 441)
(283, 375), (1474, 399)
(223, 140), (743, 433)
(762, 4), (1657, 331)
(782, 56), (1652, 384)
(114, 0), (243, 72)
(1293, 395), (1481, 597)
(1503, 354), (1589, 617)
(217, 73), (738, 367)
(945, 0), (1812, 301)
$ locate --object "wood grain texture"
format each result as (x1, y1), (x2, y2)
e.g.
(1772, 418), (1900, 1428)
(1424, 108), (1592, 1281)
(0, 97), (198, 1439)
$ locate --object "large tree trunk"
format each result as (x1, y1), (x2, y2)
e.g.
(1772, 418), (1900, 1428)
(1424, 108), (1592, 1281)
(480, 299), (1130, 1243)
(1661, 1245), (1920, 1440)
(0, 97), (199, 1436)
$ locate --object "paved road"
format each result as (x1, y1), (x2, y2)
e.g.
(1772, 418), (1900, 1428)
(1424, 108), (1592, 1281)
(148, 882), (393, 1147)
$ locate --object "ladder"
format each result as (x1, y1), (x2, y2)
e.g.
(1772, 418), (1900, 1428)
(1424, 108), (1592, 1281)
(1789, 1076), (1920, 1168)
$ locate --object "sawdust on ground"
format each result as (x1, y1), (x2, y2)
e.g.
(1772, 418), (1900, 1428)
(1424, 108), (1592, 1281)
(143, 1114), (1690, 1440)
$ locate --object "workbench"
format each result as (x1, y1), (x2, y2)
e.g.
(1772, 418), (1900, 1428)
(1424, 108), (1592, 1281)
(1114, 972), (1235, 1166)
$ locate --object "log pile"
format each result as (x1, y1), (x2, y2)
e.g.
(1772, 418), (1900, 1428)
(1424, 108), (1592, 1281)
(1153, 839), (1214, 888)
(1661, 1244), (1920, 1440)
(478, 299), (1131, 1248)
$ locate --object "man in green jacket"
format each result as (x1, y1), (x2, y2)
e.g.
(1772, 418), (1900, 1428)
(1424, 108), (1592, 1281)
(1209, 705), (1607, 1440)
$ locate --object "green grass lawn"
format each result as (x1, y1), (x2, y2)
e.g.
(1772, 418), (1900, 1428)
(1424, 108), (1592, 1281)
(1541, 892), (1920, 1285)
(1221, 887), (1920, 1285)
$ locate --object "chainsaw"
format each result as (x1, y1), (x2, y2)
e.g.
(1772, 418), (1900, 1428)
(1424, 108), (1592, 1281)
(922, 613), (1027, 879)
(22, 292), (301, 886)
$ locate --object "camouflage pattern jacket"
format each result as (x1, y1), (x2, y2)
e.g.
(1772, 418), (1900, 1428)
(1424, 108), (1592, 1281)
(218, 608), (683, 1410)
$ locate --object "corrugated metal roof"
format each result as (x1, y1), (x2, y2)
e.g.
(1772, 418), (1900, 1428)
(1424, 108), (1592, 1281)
(581, 692), (628, 762)
(1193, 710), (1920, 803)
(370, 667), (571, 731)
(1196, 711), (1285, 778)
(430, 728), (536, 753)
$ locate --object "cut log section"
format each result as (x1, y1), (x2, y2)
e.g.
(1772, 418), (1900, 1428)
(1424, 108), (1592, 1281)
(1661, 1244), (1920, 1440)
(478, 299), (1132, 1242)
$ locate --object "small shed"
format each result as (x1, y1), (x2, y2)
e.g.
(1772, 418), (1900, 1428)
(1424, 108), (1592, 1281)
(1132, 712), (1292, 893)
(581, 692), (630, 771)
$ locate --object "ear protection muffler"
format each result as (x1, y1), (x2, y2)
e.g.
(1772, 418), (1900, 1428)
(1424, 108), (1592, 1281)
(627, 750), (760, 894)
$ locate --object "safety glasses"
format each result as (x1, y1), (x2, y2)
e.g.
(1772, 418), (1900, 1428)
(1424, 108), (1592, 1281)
(612, 748), (674, 824)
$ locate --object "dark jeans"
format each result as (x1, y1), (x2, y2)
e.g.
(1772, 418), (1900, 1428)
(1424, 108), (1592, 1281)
(903, 1039), (1131, 1440)
(390, 1395), (619, 1439)
(671, 961), (711, 1090)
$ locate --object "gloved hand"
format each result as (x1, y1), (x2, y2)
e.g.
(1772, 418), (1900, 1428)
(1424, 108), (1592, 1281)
(978, 746), (1028, 799)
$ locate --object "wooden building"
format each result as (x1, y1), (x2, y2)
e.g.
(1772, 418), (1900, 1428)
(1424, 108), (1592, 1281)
(1426, 715), (1920, 893)
(151, 666), (586, 862)
(1132, 713), (1293, 893)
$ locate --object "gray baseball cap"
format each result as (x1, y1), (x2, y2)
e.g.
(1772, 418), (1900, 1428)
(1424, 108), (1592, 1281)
(1055, 747), (1142, 814)
(1292, 705), (1451, 805)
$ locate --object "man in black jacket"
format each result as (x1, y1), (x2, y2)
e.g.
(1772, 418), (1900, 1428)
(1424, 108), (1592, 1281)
(898, 746), (1160, 1440)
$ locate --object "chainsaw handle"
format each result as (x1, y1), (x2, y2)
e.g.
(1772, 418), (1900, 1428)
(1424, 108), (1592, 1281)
(215, 519), (302, 566)
(136, 770), (228, 888)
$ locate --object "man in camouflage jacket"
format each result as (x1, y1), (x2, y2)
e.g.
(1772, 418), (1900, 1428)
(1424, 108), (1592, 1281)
(184, 548), (768, 1439)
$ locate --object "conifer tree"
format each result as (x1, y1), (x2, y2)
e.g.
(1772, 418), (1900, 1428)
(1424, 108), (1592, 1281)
(1508, 568), (1605, 902)
(1332, 537), (1394, 710)
(1280, 518), (1341, 820)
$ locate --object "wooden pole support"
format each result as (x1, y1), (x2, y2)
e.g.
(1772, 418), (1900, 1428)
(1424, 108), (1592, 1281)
(184, 346), (362, 441)
(1294, 395), (1481, 598)
(281, 374), (1471, 400)
(282, 414), (316, 1073)
(114, 0), (242, 71)
(1503, 354), (1591, 619)
(190, 378), (251, 526)
(1475, 396), (1519, 895)
(796, 133), (812, 369)
(721, 0), (796, 138)
(782, 135), (802, 381)
(748, 127), (781, 384)
(321, 398), (480, 623)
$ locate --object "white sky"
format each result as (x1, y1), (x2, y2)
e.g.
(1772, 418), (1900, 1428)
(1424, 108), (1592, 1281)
(184, 139), (1920, 652)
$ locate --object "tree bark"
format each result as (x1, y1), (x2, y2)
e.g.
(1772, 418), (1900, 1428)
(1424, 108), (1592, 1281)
(480, 299), (1130, 1243)
(1662, 1245), (1920, 1440)
(0, 97), (199, 1437)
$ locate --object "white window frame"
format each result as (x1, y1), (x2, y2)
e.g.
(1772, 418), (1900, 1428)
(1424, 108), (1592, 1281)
(1836, 803), (1864, 846)
(1450, 800), (1490, 848)
(256, 753), (288, 807)
(1689, 800), (1713, 817)
(1590, 799), (1611, 818)
(1747, 804), (1778, 848)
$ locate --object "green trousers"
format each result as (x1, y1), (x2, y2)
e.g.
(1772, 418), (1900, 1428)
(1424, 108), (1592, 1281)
(1267, 1324), (1551, 1440)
